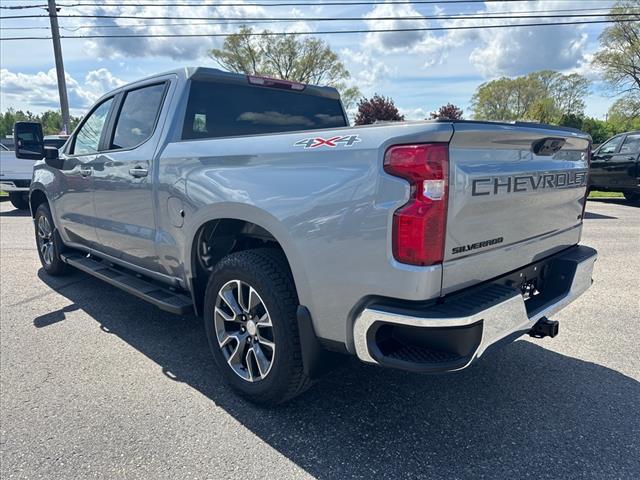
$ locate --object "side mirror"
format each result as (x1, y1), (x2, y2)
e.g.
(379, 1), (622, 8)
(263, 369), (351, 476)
(44, 146), (64, 169)
(14, 122), (45, 160)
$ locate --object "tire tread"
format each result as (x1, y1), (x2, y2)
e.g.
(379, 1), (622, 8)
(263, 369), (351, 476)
(204, 248), (312, 405)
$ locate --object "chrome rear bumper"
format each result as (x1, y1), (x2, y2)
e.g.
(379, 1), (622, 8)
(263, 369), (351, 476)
(353, 245), (597, 372)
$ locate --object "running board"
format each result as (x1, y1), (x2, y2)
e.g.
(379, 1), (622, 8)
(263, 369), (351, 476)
(61, 253), (193, 315)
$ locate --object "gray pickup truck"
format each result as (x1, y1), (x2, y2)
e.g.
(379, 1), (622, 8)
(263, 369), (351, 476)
(18, 67), (597, 404)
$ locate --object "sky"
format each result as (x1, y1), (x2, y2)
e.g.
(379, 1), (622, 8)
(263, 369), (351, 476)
(0, 0), (620, 120)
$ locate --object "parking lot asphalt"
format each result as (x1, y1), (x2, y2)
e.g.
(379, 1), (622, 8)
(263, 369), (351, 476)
(0, 198), (638, 480)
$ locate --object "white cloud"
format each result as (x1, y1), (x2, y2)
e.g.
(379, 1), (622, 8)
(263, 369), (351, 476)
(444, 0), (593, 77)
(363, 2), (431, 52)
(399, 106), (429, 121)
(0, 68), (126, 114)
(341, 48), (392, 89)
(67, 1), (271, 61)
(360, 0), (598, 77)
(85, 68), (127, 94)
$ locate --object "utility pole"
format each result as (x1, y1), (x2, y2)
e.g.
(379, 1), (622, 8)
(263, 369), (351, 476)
(47, 0), (71, 134)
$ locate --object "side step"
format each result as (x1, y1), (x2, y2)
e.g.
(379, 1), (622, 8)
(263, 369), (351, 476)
(61, 253), (193, 315)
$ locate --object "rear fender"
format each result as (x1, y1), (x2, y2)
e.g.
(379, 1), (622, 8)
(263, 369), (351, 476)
(183, 202), (313, 310)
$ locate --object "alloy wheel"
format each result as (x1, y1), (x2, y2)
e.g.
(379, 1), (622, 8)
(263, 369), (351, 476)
(214, 279), (276, 382)
(37, 215), (55, 267)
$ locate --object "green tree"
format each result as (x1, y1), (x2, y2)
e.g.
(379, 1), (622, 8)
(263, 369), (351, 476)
(558, 113), (584, 130)
(470, 77), (520, 121)
(592, 1), (640, 132)
(528, 98), (557, 124)
(592, 0), (640, 96)
(0, 109), (81, 138)
(607, 96), (640, 131)
(580, 118), (616, 145)
(470, 71), (590, 122)
(210, 26), (360, 109)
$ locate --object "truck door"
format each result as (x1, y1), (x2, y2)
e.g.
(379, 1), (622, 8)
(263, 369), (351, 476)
(614, 133), (640, 190)
(590, 135), (624, 188)
(56, 96), (115, 248)
(91, 81), (169, 272)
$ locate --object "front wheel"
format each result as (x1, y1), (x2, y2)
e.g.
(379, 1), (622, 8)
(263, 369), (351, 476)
(203, 248), (311, 405)
(8, 192), (29, 210)
(34, 203), (70, 276)
(623, 191), (640, 205)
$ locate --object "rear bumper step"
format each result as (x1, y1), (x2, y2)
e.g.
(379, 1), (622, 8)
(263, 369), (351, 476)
(353, 245), (597, 373)
(61, 253), (193, 315)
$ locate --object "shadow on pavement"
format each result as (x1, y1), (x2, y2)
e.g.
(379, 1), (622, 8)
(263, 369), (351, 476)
(588, 197), (637, 207)
(584, 211), (617, 220)
(36, 269), (640, 479)
(0, 207), (31, 217)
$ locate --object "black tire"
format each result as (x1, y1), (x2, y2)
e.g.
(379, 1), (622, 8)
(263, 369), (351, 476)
(623, 191), (640, 205)
(203, 248), (311, 405)
(8, 192), (29, 210)
(34, 203), (70, 276)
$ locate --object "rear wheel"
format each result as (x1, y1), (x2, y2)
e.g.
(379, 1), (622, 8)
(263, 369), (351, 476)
(34, 203), (70, 276)
(623, 191), (640, 205)
(203, 248), (311, 405)
(8, 192), (29, 210)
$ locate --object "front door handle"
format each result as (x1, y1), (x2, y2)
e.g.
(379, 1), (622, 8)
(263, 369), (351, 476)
(129, 166), (148, 178)
(80, 166), (92, 177)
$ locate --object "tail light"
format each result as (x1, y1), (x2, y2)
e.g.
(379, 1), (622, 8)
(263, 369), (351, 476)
(384, 143), (449, 266)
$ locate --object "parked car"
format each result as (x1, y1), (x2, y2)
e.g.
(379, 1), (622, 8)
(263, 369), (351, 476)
(0, 134), (68, 209)
(590, 130), (640, 204)
(19, 67), (597, 405)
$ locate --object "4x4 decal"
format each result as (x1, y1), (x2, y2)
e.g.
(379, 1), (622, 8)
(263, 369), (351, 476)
(294, 135), (361, 149)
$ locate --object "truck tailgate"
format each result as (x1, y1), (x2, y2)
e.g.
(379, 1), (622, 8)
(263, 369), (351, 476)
(442, 122), (590, 294)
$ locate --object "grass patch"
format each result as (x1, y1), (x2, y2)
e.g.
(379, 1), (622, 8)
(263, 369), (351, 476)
(588, 190), (624, 199)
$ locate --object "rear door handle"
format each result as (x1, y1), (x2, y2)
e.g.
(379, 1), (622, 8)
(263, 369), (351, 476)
(129, 167), (148, 178)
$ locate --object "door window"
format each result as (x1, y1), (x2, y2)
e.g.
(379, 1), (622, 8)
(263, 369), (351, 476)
(619, 134), (640, 154)
(111, 83), (166, 150)
(597, 136), (623, 155)
(73, 98), (114, 155)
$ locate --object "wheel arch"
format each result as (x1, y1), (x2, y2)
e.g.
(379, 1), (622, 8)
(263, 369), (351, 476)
(29, 187), (49, 218)
(185, 207), (311, 317)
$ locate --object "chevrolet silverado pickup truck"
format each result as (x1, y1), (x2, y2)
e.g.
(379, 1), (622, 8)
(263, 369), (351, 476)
(0, 135), (67, 209)
(18, 67), (597, 405)
(589, 130), (640, 204)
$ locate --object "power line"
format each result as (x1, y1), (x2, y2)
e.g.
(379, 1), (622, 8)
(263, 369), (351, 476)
(0, 0), (576, 8)
(1, 18), (634, 41)
(0, 3), (47, 9)
(3, 6), (630, 30)
(3, 11), (637, 22)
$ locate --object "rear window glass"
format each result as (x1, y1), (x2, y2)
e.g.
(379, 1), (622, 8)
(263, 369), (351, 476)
(182, 80), (346, 140)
